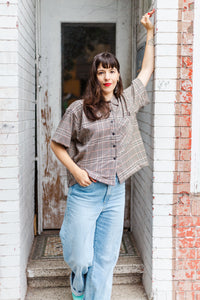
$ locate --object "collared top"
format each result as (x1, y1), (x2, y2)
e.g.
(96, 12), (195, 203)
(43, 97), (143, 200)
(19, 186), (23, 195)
(52, 77), (150, 186)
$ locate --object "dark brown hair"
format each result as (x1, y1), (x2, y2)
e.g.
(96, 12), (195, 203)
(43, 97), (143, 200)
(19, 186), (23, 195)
(83, 52), (123, 121)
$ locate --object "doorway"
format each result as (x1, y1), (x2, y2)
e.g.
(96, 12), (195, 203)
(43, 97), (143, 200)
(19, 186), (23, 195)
(37, 0), (132, 231)
(61, 23), (116, 115)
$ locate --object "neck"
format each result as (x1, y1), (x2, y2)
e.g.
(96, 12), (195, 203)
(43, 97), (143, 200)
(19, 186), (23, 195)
(103, 92), (113, 102)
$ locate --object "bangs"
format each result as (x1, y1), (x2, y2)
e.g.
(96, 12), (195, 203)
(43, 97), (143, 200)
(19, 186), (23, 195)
(94, 52), (120, 71)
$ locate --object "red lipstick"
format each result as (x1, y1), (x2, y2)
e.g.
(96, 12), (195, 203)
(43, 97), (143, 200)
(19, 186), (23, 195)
(104, 83), (112, 87)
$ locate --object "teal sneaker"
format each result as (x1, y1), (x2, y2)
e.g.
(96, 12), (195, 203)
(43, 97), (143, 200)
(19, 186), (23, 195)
(72, 292), (84, 300)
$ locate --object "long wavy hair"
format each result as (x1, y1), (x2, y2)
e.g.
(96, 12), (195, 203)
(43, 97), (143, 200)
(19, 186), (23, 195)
(83, 52), (124, 121)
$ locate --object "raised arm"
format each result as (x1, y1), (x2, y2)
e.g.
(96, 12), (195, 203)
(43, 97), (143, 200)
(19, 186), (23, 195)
(137, 9), (155, 87)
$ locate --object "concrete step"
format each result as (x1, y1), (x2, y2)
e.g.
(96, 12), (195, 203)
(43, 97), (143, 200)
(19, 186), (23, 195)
(26, 284), (148, 300)
(27, 231), (144, 289)
(27, 255), (144, 288)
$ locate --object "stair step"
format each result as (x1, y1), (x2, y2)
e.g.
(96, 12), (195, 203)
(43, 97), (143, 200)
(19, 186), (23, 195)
(27, 231), (144, 288)
(26, 284), (148, 300)
(27, 255), (144, 288)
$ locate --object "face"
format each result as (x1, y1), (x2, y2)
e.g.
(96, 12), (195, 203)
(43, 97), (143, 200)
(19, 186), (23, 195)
(96, 63), (120, 99)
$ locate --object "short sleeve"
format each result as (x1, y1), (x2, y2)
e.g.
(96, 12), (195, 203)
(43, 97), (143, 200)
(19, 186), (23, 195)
(51, 108), (77, 148)
(123, 77), (150, 113)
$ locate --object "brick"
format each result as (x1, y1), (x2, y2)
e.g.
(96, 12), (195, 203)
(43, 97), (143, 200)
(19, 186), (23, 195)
(196, 228), (200, 237)
(154, 127), (176, 138)
(155, 115), (175, 127)
(181, 67), (193, 79)
(176, 138), (191, 150)
(156, 9), (180, 21)
(174, 269), (196, 280)
(177, 227), (196, 237)
(181, 79), (193, 91)
(178, 150), (191, 160)
(180, 103), (192, 115)
(193, 281), (200, 291)
(174, 172), (190, 183)
(179, 21), (193, 33)
(182, 9), (194, 21)
(155, 20), (178, 33)
(153, 248), (173, 259)
(177, 248), (196, 259)
(177, 280), (193, 291)
(155, 55), (178, 68)
(179, 91), (192, 103)
(155, 45), (177, 56)
(182, 32), (193, 44)
(154, 91), (177, 103)
(191, 197), (200, 216)
(181, 45), (193, 56)
(175, 291), (185, 300)
(178, 259), (200, 270)
(175, 202), (190, 215)
(176, 161), (191, 172)
(175, 116), (191, 127)
(181, 56), (193, 68)
(153, 237), (175, 248)
(185, 291), (195, 300)
(178, 216), (200, 227)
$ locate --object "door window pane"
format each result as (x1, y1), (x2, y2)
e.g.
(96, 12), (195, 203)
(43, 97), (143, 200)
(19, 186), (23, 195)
(61, 23), (116, 115)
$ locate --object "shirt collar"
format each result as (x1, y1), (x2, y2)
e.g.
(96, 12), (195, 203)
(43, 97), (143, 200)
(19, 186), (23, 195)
(110, 95), (119, 106)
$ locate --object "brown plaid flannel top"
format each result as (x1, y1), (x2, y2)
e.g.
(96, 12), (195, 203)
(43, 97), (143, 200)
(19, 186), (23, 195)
(52, 77), (150, 186)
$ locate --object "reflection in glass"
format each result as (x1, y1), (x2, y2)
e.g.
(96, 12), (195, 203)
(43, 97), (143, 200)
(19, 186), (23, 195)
(61, 23), (116, 115)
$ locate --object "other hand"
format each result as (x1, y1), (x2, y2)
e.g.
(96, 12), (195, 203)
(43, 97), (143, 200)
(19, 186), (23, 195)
(73, 168), (92, 187)
(140, 9), (155, 31)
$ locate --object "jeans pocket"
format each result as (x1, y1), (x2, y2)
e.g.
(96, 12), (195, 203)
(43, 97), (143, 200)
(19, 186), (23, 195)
(76, 182), (95, 191)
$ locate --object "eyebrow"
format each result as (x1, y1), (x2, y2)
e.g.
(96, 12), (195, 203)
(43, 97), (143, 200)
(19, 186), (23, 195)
(97, 67), (116, 71)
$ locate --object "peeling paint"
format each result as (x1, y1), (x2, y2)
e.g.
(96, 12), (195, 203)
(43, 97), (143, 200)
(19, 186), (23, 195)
(41, 90), (65, 229)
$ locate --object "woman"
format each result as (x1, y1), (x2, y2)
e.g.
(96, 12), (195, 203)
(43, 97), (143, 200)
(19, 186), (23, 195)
(51, 9), (155, 300)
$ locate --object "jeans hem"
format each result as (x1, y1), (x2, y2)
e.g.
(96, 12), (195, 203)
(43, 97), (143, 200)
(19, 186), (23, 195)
(70, 272), (84, 297)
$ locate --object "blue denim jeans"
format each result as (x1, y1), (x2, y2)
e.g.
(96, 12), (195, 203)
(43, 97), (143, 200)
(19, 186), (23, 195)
(59, 175), (125, 300)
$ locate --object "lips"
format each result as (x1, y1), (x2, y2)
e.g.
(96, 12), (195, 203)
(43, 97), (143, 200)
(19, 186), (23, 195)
(104, 83), (112, 87)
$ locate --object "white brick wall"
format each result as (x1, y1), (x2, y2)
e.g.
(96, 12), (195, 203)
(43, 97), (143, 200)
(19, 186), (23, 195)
(131, 1), (177, 299)
(153, 0), (178, 299)
(131, 2), (154, 299)
(0, 1), (35, 299)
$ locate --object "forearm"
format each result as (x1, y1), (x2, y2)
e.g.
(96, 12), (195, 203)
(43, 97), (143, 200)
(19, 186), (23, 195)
(137, 9), (155, 87)
(141, 29), (154, 73)
(50, 140), (80, 177)
(50, 140), (92, 186)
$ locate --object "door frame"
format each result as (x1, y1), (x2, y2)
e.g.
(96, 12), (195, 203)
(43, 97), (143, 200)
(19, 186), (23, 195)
(36, 0), (135, 233)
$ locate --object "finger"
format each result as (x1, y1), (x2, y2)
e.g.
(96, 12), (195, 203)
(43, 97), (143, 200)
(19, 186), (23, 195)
(89, 176), (97, 183)
(148, 8), (155, 17)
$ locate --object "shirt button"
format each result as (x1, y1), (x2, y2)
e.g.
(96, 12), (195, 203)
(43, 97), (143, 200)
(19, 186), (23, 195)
(113, 145), (116, 148)
(113, 157), (116, 160)
(111, 120), (113, 123)
(112, 132), (115, 135)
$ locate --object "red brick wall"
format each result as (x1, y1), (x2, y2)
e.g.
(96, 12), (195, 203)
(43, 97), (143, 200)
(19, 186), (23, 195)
(173, 1), (199, 299)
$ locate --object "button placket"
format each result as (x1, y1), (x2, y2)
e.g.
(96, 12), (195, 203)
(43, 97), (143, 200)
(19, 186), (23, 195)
(110, 109), (117, 161)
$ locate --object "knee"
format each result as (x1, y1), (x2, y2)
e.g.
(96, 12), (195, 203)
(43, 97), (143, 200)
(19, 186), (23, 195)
(60, 232), (93, 271)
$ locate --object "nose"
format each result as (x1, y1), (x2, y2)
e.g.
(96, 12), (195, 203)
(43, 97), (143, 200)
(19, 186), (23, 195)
(105, 71), (110, 80)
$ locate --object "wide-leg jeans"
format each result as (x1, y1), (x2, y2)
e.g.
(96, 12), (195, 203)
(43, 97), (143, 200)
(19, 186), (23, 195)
(59, 175), (125, 300)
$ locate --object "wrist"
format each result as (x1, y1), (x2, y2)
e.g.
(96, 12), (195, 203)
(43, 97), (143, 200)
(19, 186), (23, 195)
(147, 27), (154, 34)
(70, 163), (81, 178)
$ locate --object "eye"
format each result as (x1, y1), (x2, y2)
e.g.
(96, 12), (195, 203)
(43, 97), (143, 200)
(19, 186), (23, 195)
(110, 70), (116, 74)
(97, 71), (104, 75)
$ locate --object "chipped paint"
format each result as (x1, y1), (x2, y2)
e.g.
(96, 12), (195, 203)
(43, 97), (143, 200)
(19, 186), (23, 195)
(41, 90), (65, 229)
